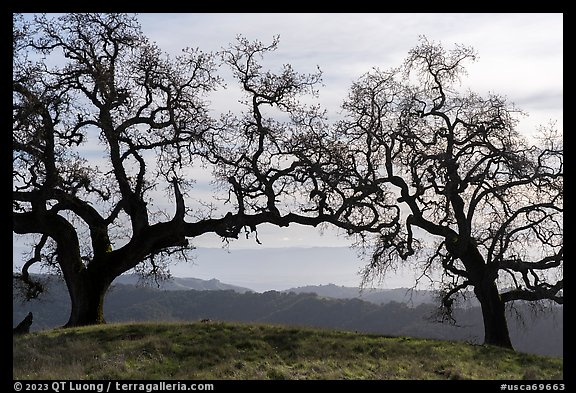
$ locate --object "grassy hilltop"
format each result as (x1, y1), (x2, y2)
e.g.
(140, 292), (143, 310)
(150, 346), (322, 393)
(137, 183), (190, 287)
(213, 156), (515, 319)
(13, 321), (563, 380)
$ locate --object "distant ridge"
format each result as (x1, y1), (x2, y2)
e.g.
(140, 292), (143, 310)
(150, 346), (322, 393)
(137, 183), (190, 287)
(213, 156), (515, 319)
(13, 273), (563, 357)
(114, 276), (471, 307)
(284, 283), (435, 306)
(113, 274), (253, 293)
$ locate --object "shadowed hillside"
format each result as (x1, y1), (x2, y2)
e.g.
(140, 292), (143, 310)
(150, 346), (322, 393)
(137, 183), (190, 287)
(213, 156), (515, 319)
(13, 275), (563, 357)
(12, 322), (563, 380)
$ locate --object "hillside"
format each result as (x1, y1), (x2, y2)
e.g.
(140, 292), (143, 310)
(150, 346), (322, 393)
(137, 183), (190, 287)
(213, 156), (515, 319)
(12, 321), (563, 380)
(285, 283), (441, 306)
(13, 276), (563, 358)
(113, 274), (253, 293)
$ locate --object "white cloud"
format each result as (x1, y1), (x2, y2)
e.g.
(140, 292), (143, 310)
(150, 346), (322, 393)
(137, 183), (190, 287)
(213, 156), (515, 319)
(139, 12), (562, 131)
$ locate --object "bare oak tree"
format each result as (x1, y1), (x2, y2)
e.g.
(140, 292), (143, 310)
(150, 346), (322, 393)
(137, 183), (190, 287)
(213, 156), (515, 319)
(330, 37), (563, 348)
(13, 13), (222, 326)
(13, 14), (562, 350)
(12, 14), (381, 327)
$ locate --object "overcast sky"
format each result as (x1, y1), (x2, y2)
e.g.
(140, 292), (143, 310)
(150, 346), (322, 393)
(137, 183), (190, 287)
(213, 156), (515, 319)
(13, 13), (563, 289)
(136, 12), (563, 250)
(137, 13), (562, 122)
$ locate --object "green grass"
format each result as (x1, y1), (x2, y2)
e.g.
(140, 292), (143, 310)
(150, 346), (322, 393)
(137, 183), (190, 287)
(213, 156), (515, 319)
(13, 321), (563, 380)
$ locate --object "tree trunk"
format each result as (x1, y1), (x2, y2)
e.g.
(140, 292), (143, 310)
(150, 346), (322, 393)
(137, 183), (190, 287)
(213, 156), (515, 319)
(455, 242), (514, 350)
(64, 271), (112, 327)
(474, 279), (513, 349)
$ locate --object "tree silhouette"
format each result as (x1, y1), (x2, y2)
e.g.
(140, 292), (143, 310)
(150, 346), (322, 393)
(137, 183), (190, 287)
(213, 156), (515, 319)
(12, 14), (383, 327)
(323, 37), (563, 348)
(13, 14), (562, 349)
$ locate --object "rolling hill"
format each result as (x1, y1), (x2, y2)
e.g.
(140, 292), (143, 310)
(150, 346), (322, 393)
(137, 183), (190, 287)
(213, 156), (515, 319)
(12, 321), (563, 380)
(13, 274), (563, 357)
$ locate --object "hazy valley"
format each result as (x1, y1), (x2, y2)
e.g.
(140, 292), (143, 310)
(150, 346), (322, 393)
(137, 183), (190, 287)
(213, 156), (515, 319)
(13, 274), (563, 358)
